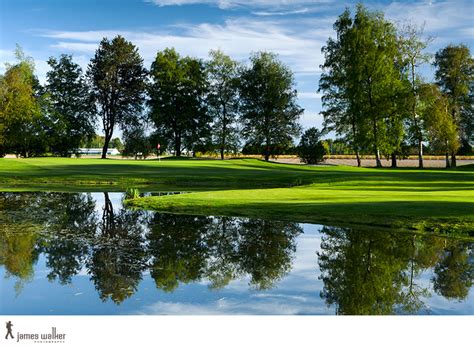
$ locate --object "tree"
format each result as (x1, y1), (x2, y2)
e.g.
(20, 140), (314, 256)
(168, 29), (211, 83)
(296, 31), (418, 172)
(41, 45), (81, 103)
(0, 46), (43, 157)
(206, 50), (241, 159)
(398, 24), (433, 168)
(297, 127), (329, 164)
(148, 48), (209, 157)
(45, 54), (95, 156)
(122, 125), (151, 159)
(319, 8), (365, 167)
(110, 137), (123, 150)
(434, 44), (474, 167)
(354, 5), (403, 167)
(87, 36), (147, 159)
(239, 52), (303, 161)
(420, 84), (460, 168)
(320, 6), (403, 167)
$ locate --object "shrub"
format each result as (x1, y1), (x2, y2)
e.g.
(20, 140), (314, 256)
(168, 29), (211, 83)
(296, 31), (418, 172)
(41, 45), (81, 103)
(297, 127), (329, 164)
(125, 188), (140, 200)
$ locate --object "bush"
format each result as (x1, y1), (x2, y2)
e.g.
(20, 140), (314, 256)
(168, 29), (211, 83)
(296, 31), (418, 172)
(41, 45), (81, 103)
(297, 127), (329, 164)
(122, 127), (151, 158)
(125, 188), (140, 200)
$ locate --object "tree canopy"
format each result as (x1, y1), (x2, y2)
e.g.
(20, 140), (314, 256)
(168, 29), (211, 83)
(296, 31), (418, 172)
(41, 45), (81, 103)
(87, 35), (147, 159)
(239, 52), (303, 161)
(148, 48), (209, 157)
(45, 54), (95, 156)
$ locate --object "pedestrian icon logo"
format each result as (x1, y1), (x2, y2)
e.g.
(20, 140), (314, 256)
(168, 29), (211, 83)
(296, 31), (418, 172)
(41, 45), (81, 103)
(5, 321), (13, 340)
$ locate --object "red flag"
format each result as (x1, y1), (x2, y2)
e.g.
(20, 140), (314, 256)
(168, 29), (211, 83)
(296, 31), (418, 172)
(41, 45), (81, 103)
(157, 143), (161, 149)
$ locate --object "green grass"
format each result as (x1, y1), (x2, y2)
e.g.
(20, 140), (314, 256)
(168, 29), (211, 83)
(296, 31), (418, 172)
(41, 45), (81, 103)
(1, 157), (473, 235)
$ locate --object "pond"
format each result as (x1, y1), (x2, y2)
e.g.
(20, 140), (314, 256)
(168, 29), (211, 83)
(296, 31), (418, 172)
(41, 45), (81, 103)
(0, 192), (472, 315)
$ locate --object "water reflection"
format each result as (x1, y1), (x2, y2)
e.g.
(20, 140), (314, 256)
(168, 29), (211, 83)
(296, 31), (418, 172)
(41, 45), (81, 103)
(0, 192), (472, 315)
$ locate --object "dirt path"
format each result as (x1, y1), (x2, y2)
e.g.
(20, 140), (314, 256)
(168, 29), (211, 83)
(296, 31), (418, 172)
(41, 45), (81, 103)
(273, 157), (474, 168)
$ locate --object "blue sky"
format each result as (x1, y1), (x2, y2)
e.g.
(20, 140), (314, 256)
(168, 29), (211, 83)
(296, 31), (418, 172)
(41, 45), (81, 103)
(1, 0), (473, 131)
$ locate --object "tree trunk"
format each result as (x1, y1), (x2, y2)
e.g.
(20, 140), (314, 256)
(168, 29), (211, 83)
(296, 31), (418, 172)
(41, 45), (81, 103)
(451, 152), (457, 168)
(175, 136), (181, 157)
(351, 120), (360, 167)
(372, 117), (382, 167)
(445, 143), (451, 168)
(102, 192), (115, 236)
(418, 139), (424, 169)
(355, 150), (361, 167)
(375, 148), (382, 168)
(264, 136), (270, 162)
(221, 105), (227, 160)
(391, 153), (397, 168)
(101, 134), (111, 159)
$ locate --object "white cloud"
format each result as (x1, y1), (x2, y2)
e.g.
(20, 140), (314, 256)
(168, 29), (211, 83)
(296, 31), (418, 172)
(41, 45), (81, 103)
(458, 27), (474, 39)
(146, 0), (332, 10)
(134, 294), (331, 314)
(51, 42), (99, 53)
(40, 18), (329, 74)
(383, 0), (474, 37)
(251, 8), (311, 16)
(36, 19), (330, 131)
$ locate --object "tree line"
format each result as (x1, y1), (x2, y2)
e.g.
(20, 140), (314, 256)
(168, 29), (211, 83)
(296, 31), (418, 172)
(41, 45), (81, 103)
(319, 4), (473, 168)
(0, 41), (302, 161)
(1, 3), (472, 166)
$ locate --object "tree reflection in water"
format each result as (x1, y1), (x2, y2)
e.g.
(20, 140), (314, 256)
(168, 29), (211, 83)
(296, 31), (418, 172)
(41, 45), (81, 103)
(318, 226), (473, 314)
(147, 214), (302, 291)
(0, 192), (472, 313)
(87, 192), (148, 304)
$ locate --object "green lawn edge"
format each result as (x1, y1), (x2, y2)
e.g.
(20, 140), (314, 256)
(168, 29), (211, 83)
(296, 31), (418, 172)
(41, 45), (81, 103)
(1, 157), (473, 238)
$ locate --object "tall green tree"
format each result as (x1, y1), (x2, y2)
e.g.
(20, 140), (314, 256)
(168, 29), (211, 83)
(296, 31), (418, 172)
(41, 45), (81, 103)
(353, 5), (402, 167)
(148, 48), (209, 157)
(320, 5), (403, 167)
(420, 84), (460, 168)
(239, 52), (302, 161)
(87, 36), (147, 159)
(206, 50), (240, 159)
(398, 24), (433, 168)
(45, 54), (95, 156)
(0, 46), (44, 157)
(319, 8), (364, 167)
(434, 44), (474, 167)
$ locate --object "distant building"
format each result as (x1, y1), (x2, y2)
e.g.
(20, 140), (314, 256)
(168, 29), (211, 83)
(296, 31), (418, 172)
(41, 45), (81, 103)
(77, 148), (120, 155)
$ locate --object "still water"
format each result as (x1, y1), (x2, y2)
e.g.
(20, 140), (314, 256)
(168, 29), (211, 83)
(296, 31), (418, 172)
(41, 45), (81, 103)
(1, 192), (472, 315)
